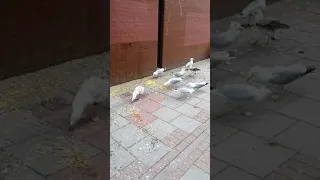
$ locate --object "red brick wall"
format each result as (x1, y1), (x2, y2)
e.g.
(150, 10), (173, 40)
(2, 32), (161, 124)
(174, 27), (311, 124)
(161, 0), (210, 69)
(110, 0), (159, 85)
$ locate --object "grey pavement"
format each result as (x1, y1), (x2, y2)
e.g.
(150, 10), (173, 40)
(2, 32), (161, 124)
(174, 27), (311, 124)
(0, 52), (109, 179)
(110, 59), (210, 180)
(211, 0), (320, 179)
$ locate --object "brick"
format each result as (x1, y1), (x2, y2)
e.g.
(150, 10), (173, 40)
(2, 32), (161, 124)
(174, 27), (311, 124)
(194, 159), (210, 174)
(189, 149), (203, 161)
(197, 141), (210, 152)
(198, 154), (210, 165)
(175, 141), (189, 152)
(185, 135), (196, 144)
(192, 128), (204, 137)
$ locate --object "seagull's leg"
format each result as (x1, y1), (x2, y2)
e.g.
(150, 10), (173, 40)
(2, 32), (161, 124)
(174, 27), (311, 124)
(264, 35), (270, 46)
(271, 30), (278, 40)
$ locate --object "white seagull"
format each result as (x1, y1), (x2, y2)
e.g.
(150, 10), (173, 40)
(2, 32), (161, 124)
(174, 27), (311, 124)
(185, 58), (194, 69)
(173, 68), (186, 77)
(132, 86), (145, 102)
(187, 82), (209, 89)
(163, 77), (182, 86)
(70, 76), (109, 130)
(247, 64), (316, 89)
(174, 87), (195, 94)
(153, 68), (166, 78)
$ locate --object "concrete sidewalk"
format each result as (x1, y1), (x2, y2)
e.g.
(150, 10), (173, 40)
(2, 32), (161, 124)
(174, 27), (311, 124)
(0, 53), (109, 179)
(211, 0), (320, 179)
(110, 59), (210, 180)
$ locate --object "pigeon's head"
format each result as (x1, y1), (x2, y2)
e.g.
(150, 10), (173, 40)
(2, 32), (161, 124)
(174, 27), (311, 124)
(247, 66), (262, 81)
(230, 21), (244, 32)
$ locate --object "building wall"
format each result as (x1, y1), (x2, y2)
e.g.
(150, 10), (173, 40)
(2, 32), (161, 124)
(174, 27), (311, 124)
(0, 0), (109, 79)
(211, 0), (282, 20)
(161, 0), (210, 69)
(110, 0), (210, 86)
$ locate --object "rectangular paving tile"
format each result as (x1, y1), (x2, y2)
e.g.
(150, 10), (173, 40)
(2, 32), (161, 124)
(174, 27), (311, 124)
(212, 167), (260, 180)
(144, 119), (177, 140)
(277, 97), (320, 127)
(211, 121), (238, 146)
(135, 99), (163, 113)
(160, 97), (184, 109)
(196, 100), (210, 114)
(175, 103), (202, 118)
(129, 136), (171, 168)
(126, 109), (157, 127)
(110, 113), (130, 132)
(170, 115), (202, 133)
(152, 107), (181, 122)
(111, 124), (148, 148)
(180, 165), (210, 180)
(110, 143), (136, 175)
(211, 158), (228, 176)
(286, 78), (320, 101)
(273, 122), (320, 159)
(7, 132), (100, 176)
(0, 110), (47, 143)
(212, 132), (295, 177)
(219, 109), (296, 139)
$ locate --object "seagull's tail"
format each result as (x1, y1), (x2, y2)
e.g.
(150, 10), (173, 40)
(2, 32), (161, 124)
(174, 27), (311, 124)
(302, 66), (316, 76)
(260, 20), (290, 29)
(70, 92), (92, 127)
(190, 89), (195, 94)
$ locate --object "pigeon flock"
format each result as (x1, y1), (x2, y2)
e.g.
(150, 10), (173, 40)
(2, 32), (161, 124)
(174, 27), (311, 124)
(132, 57), (209, 102)
(211, 0), (316, 116)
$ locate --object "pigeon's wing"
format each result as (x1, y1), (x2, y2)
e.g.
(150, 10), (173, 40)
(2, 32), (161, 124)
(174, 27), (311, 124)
(269, 71), (302, 85)
(218, 86), (255, 101)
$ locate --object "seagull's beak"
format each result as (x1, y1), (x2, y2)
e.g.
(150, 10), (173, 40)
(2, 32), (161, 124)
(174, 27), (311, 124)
(246, 76), (252, 82)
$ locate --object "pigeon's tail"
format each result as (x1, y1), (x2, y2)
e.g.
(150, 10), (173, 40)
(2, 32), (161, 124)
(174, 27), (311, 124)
(301, 66), (316, 76)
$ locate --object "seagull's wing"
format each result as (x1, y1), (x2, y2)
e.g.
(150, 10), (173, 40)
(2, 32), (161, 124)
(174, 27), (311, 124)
(269, 71), (302, 85)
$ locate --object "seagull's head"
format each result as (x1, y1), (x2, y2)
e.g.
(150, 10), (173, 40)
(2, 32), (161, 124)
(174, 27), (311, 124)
(247, 66), (262, 81)
(190, 58), (194, 62)
(173, 89), (179, 92)
(181, 68), (186, 72)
